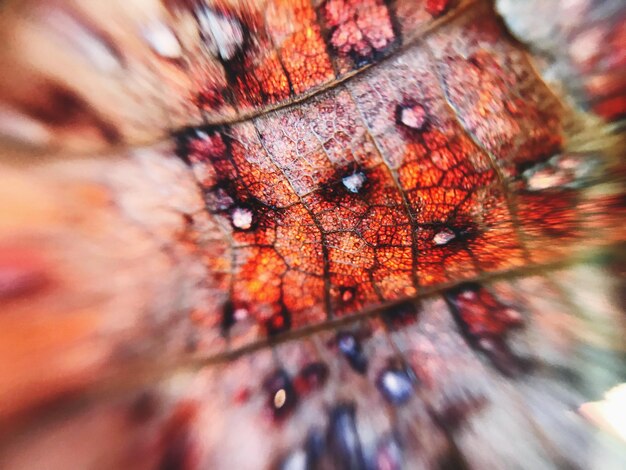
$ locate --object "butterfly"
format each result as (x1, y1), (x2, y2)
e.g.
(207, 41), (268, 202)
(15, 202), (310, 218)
(0, 0), (624, 468)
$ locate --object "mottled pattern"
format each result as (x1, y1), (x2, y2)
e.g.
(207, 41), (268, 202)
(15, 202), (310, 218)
(2, 266), (625, 469)
(0, 0), (473, 154)
(168, 5), (621, 347)
(0, 0), (625, 469)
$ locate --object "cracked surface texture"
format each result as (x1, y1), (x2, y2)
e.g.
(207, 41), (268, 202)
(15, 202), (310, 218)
(0, 0), (624, 469)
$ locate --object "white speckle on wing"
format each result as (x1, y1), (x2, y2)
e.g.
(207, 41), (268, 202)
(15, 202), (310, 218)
(197, 8), (244, 61)
(142, 20), (182, 59)
(231, 206), (253, 230)
(342, 171), (366, 194)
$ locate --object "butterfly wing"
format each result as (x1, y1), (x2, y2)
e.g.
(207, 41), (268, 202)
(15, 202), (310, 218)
(0, 0), (624, 469)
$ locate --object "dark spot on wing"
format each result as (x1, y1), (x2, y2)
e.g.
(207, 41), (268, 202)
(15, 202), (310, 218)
(381, 301), (420, 330)
(19, 82), (120, 144)
(263, 369), (298, 421)
(376, 363), (416, 405)
(444, 283), (525, 376)
(327, 402), (366, 470)
(265, 306), (292, 337)
(220, 300), (236, 336)
(336, 331), (369, 374)
(295, 362), (329, 395)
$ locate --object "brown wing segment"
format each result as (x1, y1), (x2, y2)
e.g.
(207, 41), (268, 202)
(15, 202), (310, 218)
(2, 264), (625, 469)
(171, 5), (622, 348)
(0, 0), (474, 155)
